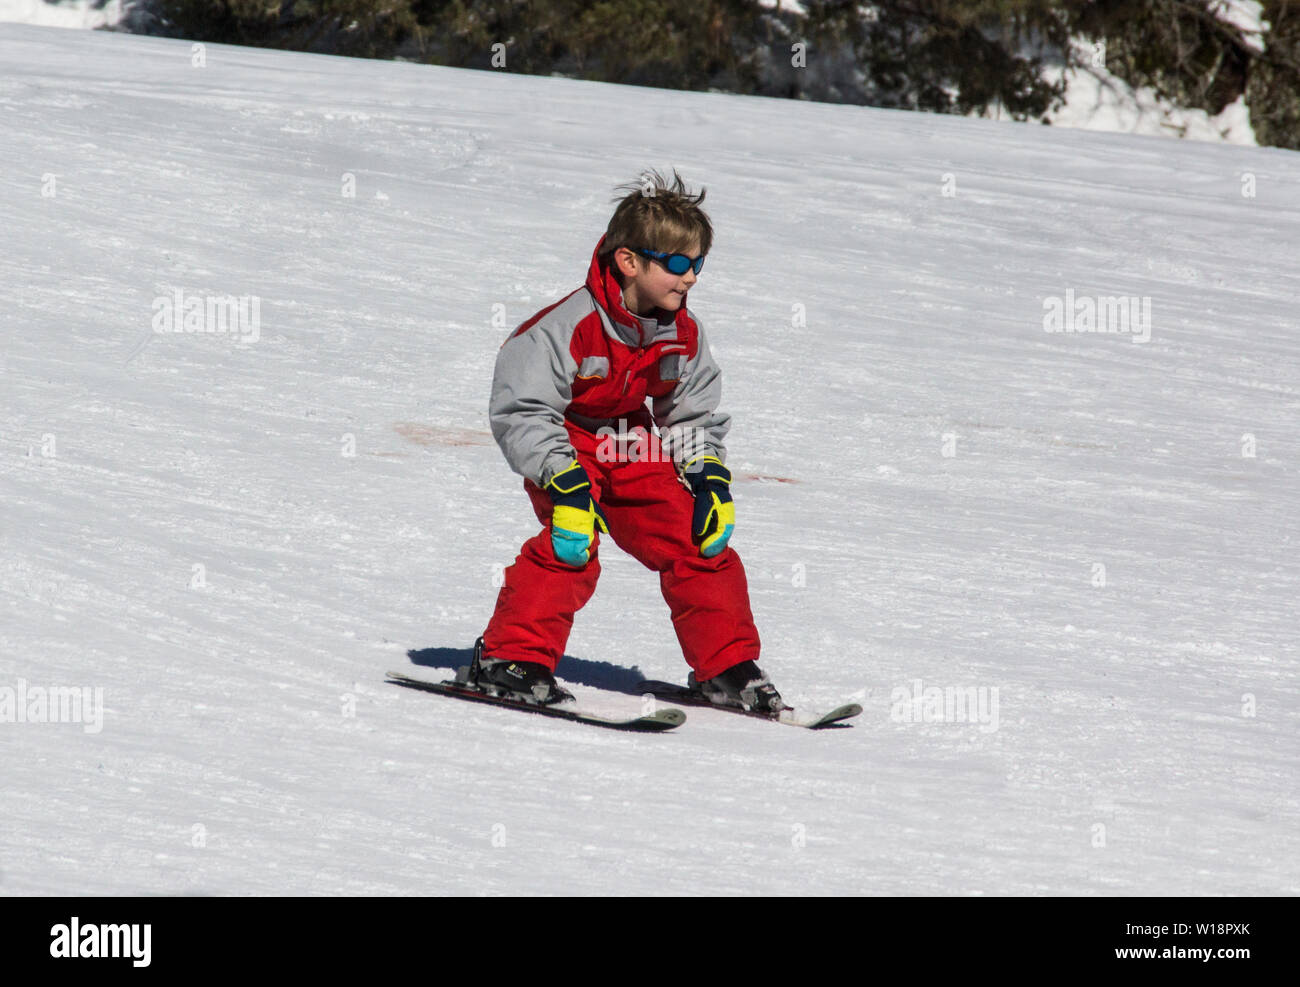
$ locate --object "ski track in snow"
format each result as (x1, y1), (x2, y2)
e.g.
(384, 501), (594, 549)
(1, 23), (1297, 895)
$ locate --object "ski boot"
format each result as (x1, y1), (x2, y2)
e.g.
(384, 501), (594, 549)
(459, 636), (574, 706)
(690, 659), (786, 714)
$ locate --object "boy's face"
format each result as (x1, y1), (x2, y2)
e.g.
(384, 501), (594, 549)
(613, 242), (702, 317)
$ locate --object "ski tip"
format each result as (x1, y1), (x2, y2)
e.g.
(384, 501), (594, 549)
(804, 703), (863, 729)
(623, 708), (687, 731)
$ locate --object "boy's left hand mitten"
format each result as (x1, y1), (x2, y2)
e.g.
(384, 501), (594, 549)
(544, 460), (609, 567)
(684, 455), (735, 558)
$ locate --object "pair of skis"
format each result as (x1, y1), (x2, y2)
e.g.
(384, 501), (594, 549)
(385, 670), (862, 732)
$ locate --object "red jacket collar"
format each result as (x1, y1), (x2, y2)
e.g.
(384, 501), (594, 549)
(586, 235), (690, 344)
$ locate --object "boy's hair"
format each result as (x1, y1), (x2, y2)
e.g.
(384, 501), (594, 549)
(599, 168), (713, 268)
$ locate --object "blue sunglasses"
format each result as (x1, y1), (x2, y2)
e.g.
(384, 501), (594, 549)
(636, 247), (705, 276)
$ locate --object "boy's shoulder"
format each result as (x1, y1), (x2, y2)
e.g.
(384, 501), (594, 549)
(501, 279), (704, 358)
(503, 286), (598, 346)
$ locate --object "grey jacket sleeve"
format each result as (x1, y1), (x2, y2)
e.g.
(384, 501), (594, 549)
(652, 311), (732, 470)
(489, 324), (579, 488)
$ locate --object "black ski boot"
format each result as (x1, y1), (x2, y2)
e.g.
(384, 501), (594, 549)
(690, 659), (786, 714)
(461, 637), (574, 706)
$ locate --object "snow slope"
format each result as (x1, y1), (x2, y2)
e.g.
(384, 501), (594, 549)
(0, 1), (1268, 147)
(2, 22), (1297, 896)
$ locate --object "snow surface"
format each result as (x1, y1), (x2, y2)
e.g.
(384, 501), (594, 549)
(0, 1), (1269, 147)
(2, 22), (1298, 896)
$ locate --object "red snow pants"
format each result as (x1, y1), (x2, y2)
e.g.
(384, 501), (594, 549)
(482, 415), (760, 680)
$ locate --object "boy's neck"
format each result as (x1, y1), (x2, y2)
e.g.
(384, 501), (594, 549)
(617, 277), (663, 321)
(619, 279), (646, 317)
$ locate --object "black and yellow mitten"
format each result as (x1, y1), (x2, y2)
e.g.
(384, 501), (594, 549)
(544, 460), (609, 567)
(683, 455), (735, 558)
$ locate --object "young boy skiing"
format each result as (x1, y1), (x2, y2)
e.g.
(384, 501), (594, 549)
(472, 169), (784, 714)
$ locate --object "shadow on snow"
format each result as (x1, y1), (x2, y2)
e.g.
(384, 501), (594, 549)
(403, 645), (651, 696)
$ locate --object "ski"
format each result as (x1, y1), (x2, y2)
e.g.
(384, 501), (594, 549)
(637, 679), (862, 729)
(386, 671), (687, 732)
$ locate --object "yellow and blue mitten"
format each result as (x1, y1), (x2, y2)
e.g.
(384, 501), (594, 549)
(544, 460), (609, 567)
(684, 455), (735, 558)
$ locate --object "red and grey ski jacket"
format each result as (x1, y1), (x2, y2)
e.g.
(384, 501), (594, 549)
(489, 235), (731, 487)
